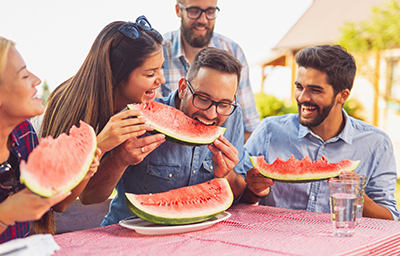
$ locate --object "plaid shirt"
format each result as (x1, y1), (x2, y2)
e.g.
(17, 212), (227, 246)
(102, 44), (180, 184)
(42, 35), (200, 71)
(161, 29), (260, 132)
(0, 120), (39, 244)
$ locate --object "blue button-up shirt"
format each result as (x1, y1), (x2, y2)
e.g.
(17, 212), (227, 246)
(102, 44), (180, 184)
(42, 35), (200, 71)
(244, 111), (399, 220)
(102, 90), (246, 226)
(161, 29), (260, 132)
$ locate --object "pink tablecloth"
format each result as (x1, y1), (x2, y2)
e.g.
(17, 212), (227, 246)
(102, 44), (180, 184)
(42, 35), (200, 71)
(54, 203), (400, 256)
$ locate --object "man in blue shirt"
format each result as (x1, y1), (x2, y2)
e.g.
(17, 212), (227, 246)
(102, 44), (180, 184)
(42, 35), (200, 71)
(81, 47), (247, 225)
(162, 0), (260, 142)
(241, 45), (399, 220)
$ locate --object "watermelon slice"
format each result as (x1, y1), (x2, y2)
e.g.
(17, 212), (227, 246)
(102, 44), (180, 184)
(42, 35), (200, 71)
(20, 121), (97, 197)
(250, 155), (360, 182)
(127, 101), (226, 146)
(125, 178), (233, 225)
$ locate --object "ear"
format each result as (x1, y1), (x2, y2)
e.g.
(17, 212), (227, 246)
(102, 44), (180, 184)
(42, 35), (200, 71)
(337, 89), (350, 105)
(175, 4), (182, 18)
(178, 77), (187, 99)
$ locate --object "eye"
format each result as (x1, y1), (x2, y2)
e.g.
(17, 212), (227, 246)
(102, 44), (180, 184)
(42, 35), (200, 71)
(197, 95), (210, 104)
(218, 103), (231, 109)
(147, 73), (155, 78)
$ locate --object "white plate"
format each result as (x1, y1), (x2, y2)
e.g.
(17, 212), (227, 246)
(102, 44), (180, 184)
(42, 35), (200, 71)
(119, 211), (231, 235)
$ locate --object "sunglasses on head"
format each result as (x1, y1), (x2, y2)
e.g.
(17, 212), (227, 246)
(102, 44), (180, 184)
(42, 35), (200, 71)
(0, 152), (19, 195)
(114, 15), (163, 47)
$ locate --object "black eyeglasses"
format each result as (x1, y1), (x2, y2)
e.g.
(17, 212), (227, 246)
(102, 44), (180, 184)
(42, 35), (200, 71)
(186, 80), (237, 116)
(114, 15), (163, 47)
(0, 152), (19, 195)
(178, 3), (220, 20)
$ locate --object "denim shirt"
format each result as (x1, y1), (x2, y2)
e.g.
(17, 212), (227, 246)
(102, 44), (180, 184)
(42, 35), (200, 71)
(244, 111), (400, 220)
(102, 90), (246, 226)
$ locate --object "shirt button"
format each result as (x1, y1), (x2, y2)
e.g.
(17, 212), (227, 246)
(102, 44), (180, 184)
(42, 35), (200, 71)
(169, 174), (172, 178)
(311, 196), (315, 201)
(210, 166), (213, 170)
(193, 170), (196, 174)
(321, 145), (325, 149)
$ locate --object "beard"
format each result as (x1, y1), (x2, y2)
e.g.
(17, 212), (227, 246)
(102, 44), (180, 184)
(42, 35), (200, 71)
(297, 98), (335, 127)
(181, 20), (214, 48)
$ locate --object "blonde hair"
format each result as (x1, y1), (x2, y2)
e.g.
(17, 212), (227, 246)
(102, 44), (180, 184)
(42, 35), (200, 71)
(0, 37), (15, 82)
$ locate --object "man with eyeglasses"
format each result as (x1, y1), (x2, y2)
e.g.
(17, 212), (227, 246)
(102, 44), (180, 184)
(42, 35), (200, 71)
(101, 47), (247, 226)
(161, 0), (259, 143)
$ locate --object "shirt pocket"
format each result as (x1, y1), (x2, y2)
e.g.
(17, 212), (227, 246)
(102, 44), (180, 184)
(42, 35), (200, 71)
(202, 159), (215, 180)
(143, 163), (180, 193)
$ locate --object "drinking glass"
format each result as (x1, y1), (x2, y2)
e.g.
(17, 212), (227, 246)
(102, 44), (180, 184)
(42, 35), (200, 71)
(329, 179), (358, 237)
(339, 173), (366, 225)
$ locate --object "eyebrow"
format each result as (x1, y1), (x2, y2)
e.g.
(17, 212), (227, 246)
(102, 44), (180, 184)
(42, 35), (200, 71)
(196, 91), (234, 103)
(295, 81), (324, 90)
(17, 65), (26, 74)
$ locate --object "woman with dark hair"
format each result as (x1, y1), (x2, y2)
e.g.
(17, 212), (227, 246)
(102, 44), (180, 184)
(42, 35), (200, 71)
(38, 16), (166, 234)
(0, 36), (100, 243)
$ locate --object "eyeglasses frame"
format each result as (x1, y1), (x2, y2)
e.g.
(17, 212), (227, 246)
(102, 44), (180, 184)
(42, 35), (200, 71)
(178, 3), (220, 20)
(186, 79), (238, 116)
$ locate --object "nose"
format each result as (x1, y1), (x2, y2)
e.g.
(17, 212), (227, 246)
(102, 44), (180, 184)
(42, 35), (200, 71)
(203, 104), (218, 120)
(197, 11), (208, 23)
(31, 71), (41, 87)
(297, 89), (310, 103)
(157, 70), (166, 85)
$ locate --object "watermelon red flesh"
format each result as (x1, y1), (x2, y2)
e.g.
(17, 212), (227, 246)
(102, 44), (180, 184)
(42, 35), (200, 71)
(125, 178), (233, 225)
(127, 101), (226, 145)
(20, 121), (97, 197)
(250, 155), (360, 181)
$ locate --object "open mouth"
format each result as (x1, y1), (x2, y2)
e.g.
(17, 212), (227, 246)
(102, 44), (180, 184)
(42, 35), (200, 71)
(195, 117), (216, 126)
(301, 105), (317, 117)
(145, 89), (156, 98)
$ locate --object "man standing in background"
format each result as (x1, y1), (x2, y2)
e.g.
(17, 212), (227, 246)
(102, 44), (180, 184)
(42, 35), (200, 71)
(162, 0), (260, 142)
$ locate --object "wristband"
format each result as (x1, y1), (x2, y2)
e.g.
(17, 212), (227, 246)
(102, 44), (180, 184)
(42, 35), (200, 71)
(251, 186), (272, 200)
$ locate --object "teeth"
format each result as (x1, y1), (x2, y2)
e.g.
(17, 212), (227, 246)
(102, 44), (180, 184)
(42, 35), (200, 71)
(302, 105), (316, 110)
(195, 26), (206, 30)
(196, 117), (214, 126)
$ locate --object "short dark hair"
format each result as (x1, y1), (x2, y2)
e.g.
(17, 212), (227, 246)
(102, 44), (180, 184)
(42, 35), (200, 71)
(295, 45), (356, 94)
(187, 47), (242, 88)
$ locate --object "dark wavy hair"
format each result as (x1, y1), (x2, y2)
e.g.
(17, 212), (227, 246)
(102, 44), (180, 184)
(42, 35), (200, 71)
(295, 45), (356, 95)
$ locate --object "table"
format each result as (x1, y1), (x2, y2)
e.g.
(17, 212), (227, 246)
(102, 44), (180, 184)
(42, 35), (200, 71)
(54, 203), (400, 256)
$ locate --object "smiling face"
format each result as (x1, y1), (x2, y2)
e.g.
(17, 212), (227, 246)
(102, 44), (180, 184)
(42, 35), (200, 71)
(177, 0), (217, 48)
(295, 66), (346, 129)
(178, 67), (237, 127)
(113, 48), (165, 112)
(0, 46), (43, 124)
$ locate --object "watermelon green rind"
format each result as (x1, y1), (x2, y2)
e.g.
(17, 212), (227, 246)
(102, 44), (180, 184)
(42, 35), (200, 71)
(20, 121), (97, 197)
(125, 178), (233, 225)
(249, 155), (360, 182)
(127, 102), (226, 146)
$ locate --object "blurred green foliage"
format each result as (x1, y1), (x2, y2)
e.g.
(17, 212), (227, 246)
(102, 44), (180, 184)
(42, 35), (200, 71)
(254, 92), (365, 121)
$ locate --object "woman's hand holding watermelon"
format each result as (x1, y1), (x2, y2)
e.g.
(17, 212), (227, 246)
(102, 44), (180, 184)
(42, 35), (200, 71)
(96, 109), (155, 157)
(0, 189), (71, 226)
(112, 132), (166, 166)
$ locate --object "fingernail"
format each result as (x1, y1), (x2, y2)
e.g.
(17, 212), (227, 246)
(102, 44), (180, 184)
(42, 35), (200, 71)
(148, 124), (154, 129)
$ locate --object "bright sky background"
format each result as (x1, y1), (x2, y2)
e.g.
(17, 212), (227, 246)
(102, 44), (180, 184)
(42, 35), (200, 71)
(0, 0), (313, 93)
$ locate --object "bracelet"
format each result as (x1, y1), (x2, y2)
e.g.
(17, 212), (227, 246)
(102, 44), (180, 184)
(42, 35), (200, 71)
(251, 186), (272, 200)
(0, 218), (13, 229)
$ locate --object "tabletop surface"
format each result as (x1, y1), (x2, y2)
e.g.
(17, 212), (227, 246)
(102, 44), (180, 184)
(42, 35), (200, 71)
(54, 203), (400, 256)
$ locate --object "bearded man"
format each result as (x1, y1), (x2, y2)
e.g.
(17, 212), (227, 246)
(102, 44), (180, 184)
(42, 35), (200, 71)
(240, 45), (399, 221)
(161, 0), (259, 142)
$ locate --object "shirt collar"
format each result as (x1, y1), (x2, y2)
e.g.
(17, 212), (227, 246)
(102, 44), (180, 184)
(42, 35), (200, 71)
(297, 109), (353, 144)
